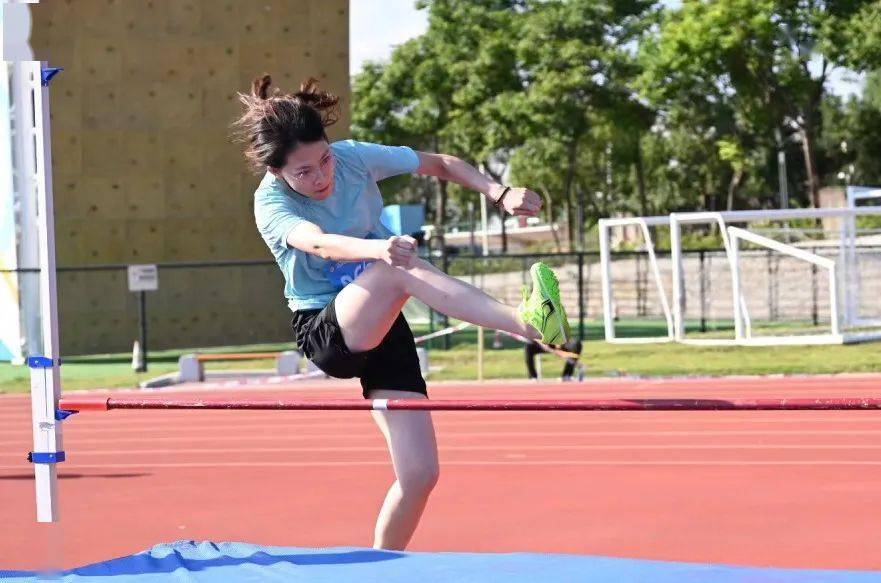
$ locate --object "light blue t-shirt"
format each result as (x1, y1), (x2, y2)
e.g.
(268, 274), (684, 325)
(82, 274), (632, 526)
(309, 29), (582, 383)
(253, 140), (420, 312)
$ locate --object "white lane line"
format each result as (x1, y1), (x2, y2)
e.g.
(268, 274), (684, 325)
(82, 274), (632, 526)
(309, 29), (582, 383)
(67, 429), (881, 438)
(4, 459), (881, 470)
(5, 414), (881, 434)
(8, 429), (881, 449)
(2, 443), (881, 458)
(8, 418), (881, 438)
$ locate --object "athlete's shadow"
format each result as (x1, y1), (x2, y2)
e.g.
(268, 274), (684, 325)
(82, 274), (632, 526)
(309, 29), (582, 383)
(0, 472), (150, 480)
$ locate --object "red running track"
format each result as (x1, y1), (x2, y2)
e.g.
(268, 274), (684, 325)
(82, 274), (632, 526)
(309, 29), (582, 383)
(3, 374), (881, 571)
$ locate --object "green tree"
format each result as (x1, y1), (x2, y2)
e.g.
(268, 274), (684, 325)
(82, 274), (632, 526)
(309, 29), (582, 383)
(640, 0), (881, 209)
(864, 69), (881, 111)
(513, 0), (655, 246)
(354, 1), (530, 252)
(820, 91), (881, 186)
(351, 33), (457, 253)
(417, 0), (527, 251)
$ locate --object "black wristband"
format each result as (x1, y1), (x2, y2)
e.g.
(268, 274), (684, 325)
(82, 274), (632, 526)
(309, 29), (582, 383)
(493, 186), (511, 209)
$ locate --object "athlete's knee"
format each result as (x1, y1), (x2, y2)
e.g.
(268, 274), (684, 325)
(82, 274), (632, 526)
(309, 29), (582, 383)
(388, 257), (432, 275)
(398, 458), (439, 496)
(370, 258), (410, 278)
(367, 258), (429, 293)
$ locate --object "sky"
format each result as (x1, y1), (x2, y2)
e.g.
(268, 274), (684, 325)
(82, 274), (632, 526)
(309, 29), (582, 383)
(350, 0), (429, 75)
(348, 0), (865, 99)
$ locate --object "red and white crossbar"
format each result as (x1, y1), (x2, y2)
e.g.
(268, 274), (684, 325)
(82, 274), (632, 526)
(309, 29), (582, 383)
(59, 397), (881, 412)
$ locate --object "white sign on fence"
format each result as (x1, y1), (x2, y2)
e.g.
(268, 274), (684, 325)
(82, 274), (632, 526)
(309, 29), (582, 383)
(127, 264), (158, 292)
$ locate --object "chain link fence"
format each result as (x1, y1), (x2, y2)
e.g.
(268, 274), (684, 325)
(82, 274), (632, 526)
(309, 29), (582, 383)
(4, 244), (881, 357)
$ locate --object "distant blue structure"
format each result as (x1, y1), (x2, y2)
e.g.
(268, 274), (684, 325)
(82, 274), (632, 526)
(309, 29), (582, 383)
(381, 204), (425, 237)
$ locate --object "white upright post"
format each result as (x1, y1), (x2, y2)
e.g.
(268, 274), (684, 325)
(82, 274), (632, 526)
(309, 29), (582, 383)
(829, 265), (841, 337)
(729, 229), (744, 340)
(476, 326), (484, 382)
(1, 63), (24, 363)
(598, 221), (615, 341)
(11, 57), (43, 358)
(637, 221), (675, 339)
(479, 194), (490, 256)
(843, 210), (858, 327)
(27, 61), (64, 523)
(669, 214), (685, 340)
(836, 213), (850, 327)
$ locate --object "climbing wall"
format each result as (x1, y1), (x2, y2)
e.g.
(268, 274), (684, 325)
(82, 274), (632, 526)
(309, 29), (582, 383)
(28, 0), (350, 354)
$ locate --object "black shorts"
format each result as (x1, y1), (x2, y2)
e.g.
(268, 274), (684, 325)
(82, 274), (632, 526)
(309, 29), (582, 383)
(291, 297), (427, 398)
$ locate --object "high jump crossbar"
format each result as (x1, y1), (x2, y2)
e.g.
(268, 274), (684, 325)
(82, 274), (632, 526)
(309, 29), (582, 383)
(59, 396), (881, 412)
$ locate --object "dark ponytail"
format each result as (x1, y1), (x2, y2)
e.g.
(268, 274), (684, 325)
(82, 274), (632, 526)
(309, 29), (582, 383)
(231, 75), (340, 174)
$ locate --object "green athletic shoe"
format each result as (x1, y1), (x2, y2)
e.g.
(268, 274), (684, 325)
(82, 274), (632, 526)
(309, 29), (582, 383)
(517, 262), (571, 346)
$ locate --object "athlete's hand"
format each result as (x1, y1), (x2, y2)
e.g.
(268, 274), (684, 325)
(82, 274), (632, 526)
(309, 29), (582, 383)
(377, 235), (418, 269)
(494, 185), (542, 217)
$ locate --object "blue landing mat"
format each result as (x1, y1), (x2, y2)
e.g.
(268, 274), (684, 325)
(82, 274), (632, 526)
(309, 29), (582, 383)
(2, 541), (880, 582)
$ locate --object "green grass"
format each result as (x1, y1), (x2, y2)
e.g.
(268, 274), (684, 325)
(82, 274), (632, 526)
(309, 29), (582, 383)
(2, 320), (880, 394)
(424, 326), (881, 380)
(0, 343), (291, 394)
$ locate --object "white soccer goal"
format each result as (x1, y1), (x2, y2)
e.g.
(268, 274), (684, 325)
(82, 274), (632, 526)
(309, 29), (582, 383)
(843, 186), (881, 331)
(727, 226), (840, 345)
(598, 216), (674, 343)
(669, 211), (745, 345)
(599, 202), (881, 346)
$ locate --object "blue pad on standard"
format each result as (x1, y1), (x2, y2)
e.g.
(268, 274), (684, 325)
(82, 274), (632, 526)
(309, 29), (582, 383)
(2, 541), (879, 582)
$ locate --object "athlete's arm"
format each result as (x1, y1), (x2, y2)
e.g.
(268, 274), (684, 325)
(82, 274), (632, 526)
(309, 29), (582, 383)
(287, 222), (417, 268)
(414, 151), (542, 217)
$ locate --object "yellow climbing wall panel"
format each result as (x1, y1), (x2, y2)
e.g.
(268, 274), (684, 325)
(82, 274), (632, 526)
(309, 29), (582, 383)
(29, 0), (351, 354)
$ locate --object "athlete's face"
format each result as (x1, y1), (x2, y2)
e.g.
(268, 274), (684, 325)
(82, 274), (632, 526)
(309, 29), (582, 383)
(275, 140), (335, 200)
